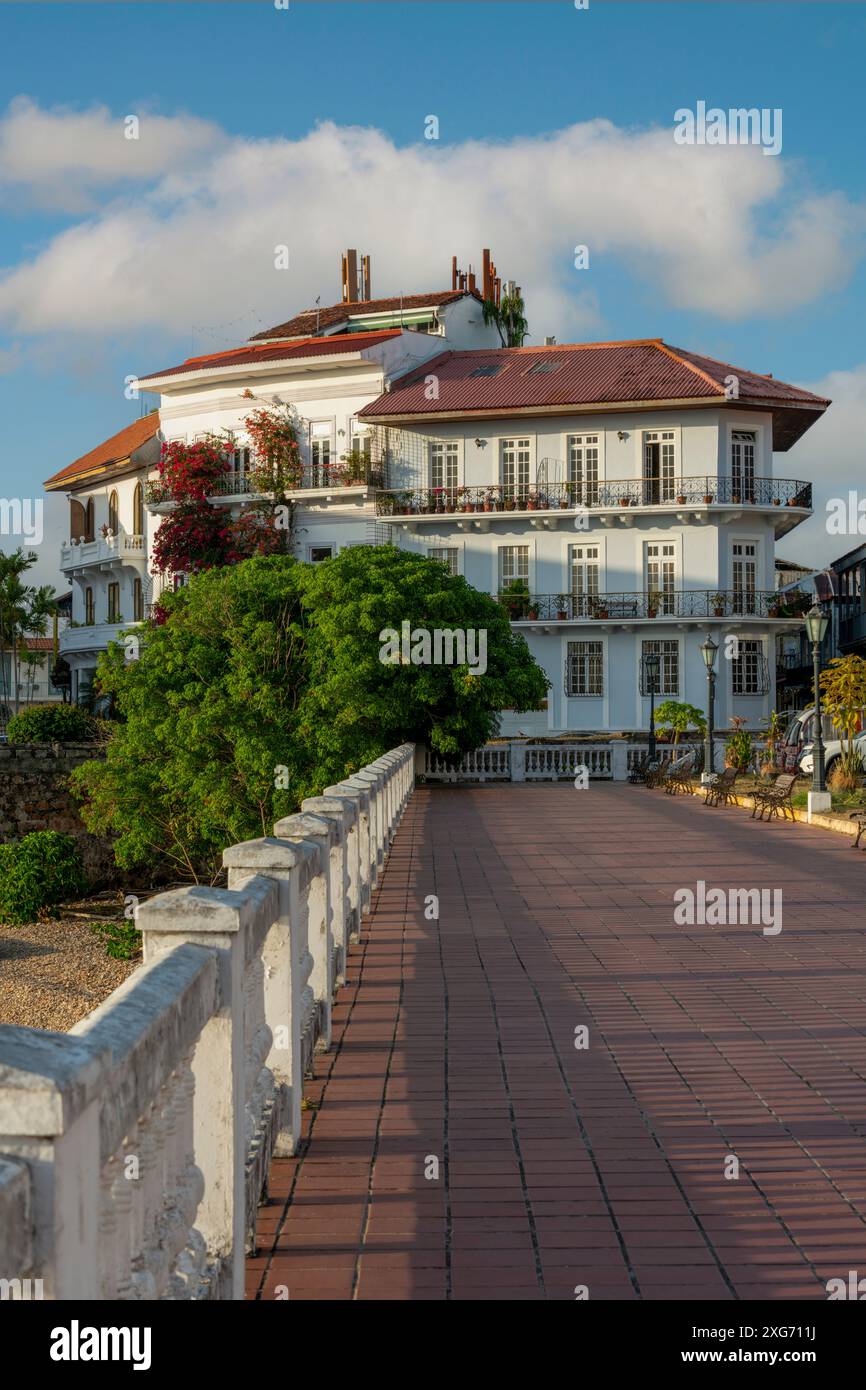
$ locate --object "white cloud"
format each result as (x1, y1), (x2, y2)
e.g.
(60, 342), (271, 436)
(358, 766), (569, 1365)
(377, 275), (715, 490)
(0, 109), (862, 343)
(0, 96), (225, 212)
(777, 364), (866, 568)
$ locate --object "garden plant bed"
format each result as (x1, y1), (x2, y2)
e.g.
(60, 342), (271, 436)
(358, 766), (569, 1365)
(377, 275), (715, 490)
(0, 890), (142, 1032)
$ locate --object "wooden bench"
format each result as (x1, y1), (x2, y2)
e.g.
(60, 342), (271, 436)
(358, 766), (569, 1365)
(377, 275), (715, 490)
(704, 767), (739, 807)
(751, 772), (798, 821)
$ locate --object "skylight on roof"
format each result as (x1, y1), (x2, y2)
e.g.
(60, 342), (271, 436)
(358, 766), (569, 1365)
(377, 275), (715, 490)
(470, 363), (504, 378)
(525, 360), (562, 375)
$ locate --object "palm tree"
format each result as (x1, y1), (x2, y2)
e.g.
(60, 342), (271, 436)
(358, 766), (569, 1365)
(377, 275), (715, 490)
(482, 287), (529, 348)
(0, 550), (59, 716)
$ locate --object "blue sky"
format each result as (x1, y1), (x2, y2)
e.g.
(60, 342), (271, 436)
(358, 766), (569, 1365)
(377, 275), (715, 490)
(1, 0), (865, 578)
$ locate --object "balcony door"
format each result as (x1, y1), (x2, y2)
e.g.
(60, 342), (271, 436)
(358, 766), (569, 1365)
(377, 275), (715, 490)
(567, 434), (600, 506)
(732, 541), (757, 614)
(500, 438), (530, 501)
(731, 431), (756, 501)
(643, 431), (676, 505)
(646, 542), (676, 614)
(570, 544), (600, 618)
(310, 424), (332, 487)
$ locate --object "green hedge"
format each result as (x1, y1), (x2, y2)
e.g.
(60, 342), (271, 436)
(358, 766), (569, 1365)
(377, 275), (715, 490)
(0, 831), (86, 924)
(6, 703), (99, 744)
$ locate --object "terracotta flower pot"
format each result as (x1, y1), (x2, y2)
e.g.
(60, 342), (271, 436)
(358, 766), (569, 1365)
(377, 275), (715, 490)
(703, 494), (713, 504)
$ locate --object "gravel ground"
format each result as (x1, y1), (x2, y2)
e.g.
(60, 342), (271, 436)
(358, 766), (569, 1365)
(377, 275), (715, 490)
(0, 913), (139, 1032)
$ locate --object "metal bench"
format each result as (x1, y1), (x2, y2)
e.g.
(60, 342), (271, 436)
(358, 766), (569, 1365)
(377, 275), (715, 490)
(704, 767), (739, 807)
(663, 753), (697, 795)
(848, 811), (866, 849)
(751, 772), (798, 821)
(644, 757), (671, 789)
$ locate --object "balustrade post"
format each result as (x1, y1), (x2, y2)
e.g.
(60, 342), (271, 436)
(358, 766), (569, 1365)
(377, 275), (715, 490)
(300, 796), (356, 984)
(137, 879), (277, 1299)
(272, 814), (335, 1048)
(325, 781), (372, 919)
(511, 742), (526, 782)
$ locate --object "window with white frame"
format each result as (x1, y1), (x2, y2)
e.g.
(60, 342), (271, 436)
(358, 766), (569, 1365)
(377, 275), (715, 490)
(732, 541), (757, 614)
(567, 434), (600, 506)
(732, 638), (765, 695)
(428, 547), (459, 576)
(566, 640), (604, 697)
(570, 543), (600, 617)
(308, 544), (335, 563)
(498, 545), (529, 590)
(641, 639), (679, 696)
(500, 438), (530, 497)
(646, 542), (676, 614)
(430, 442), (458, 492)
(643, 430), (677, 504)
(731, 431), (756, 499)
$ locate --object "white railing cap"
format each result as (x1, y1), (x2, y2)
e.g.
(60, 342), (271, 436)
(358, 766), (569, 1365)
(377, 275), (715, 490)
(324, 782), (370, 809)
(0, 1026), (105, 1136)
(137, 879), (278, 937)
(274, 811), (338, 846)
(223, 835), (312, 873)
(300, 796), (356, 830)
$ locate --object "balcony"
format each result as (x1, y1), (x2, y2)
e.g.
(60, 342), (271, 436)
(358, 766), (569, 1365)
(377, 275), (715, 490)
(376, 476), (812, 537)
(497, 589), (809, 625)
(144, 466), (384, 512)
(60, 533), (146, 573)
(60, 620), (141, 657)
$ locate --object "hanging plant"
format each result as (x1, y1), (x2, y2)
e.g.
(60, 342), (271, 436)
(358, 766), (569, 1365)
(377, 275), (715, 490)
(243, 406), (303, 495)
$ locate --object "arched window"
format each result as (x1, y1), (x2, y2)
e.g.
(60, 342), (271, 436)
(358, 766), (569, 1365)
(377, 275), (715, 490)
(108, 490), (119, 534)
(70, 499), (86, 541)
(84, 498), (95, 542)
(133, 482), (144, 539)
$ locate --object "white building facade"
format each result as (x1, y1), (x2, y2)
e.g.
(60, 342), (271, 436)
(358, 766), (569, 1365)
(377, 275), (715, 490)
(359, 339), (829, 738)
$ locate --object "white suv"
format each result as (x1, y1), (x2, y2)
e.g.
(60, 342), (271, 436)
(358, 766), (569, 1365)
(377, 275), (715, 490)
(799, 731), (866, 779)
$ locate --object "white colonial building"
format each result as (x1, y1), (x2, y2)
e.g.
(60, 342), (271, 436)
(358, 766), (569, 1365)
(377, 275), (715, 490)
(43, 415), (160, 702)
(357, 338), (828, 736)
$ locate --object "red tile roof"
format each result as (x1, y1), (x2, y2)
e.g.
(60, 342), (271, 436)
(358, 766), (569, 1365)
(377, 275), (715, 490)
(138, 330), (403, 386)
(23, 637), (54, 652)
(44, 413), (161, 490)
(359, 339), (830, 449)
(250, 290), (479, 341)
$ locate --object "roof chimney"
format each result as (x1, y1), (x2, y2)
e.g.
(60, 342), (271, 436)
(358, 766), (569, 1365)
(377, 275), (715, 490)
(361, 255), (372, 301)
(341, 249), (359, 304)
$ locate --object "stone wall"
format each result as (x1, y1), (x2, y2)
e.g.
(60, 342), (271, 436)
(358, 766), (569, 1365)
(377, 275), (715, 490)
(0, 742), (114, 883)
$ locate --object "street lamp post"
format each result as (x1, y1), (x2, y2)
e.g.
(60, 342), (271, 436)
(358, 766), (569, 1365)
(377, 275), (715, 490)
(700, 635), (719, 781)
(805, 603), (830, 808)
(645, 651), (661, 760)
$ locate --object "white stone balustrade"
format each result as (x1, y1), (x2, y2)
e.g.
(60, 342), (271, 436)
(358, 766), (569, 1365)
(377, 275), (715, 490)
(0, 743), (415, 1300)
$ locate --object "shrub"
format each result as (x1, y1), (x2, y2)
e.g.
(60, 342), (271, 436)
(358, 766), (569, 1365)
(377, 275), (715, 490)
(0, 831), (86, 924)
(90, 920), (142, 960)
(6, 703), (98, 744)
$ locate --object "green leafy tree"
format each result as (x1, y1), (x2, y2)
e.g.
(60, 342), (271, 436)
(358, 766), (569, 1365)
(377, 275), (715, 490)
(71, 548), (548, 882)
(819, 654), (866, 789)
(653, 700), (707, 745)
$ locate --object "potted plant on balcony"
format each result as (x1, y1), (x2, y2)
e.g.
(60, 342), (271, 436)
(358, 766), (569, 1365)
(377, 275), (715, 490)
(482, 490), (496, 512)
(556, 594), (570, 620)
(503, 494), (517, 512)
(526, 492), (540, 511)
(377, 493), (396, 516)
(560, 483), (574, 509)
(591, 596), (610, 619)
(619, 495), (631, 507)
(646, 590), (663, 619)
(711, 591), (727, 617)
(499, 578), (531, 620)
(768, 599), (781, 618)
(527, 602), (539, 620)
(702, 489), (714, 504)
(675, 487), (687, 505)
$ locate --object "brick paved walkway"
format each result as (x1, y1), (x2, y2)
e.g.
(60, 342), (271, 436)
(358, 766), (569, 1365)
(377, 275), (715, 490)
(247, 784), (866, 1301)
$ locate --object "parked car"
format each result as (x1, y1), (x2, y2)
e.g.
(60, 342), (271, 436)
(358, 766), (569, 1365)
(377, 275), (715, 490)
(778, 708), (837, 771)
(799, 731), (866, 780)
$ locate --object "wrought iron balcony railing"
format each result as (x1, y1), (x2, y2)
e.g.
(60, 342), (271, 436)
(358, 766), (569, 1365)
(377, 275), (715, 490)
(145, 465), (384, 507)
(376, 476), (811, 517)
(495, 589), (811, 622)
